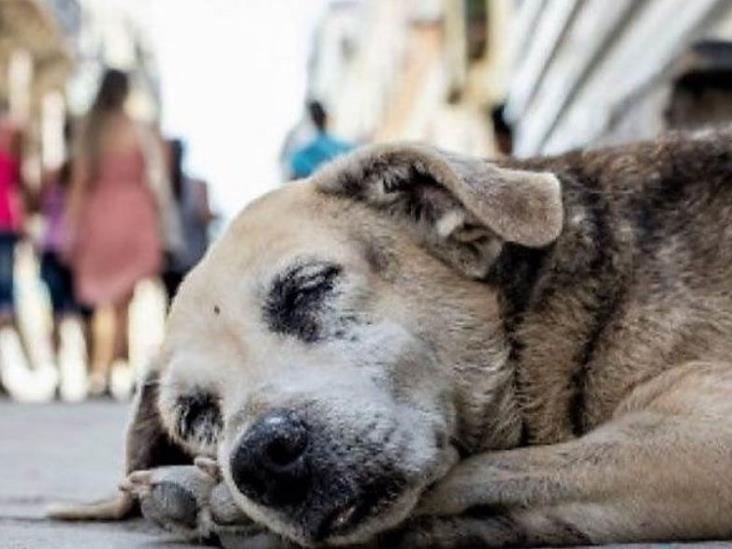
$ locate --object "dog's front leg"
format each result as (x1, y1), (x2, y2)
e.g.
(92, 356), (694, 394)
(389, 362), (732, 547)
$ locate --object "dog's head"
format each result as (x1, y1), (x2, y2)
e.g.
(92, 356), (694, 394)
(147, 144), (562, 545)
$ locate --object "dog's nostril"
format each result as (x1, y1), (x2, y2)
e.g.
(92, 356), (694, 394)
(263, 416), (308, 467)
(266, 432), (307, 467)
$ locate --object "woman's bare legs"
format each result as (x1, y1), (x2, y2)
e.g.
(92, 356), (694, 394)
(112, 294), (132, 363)
(0, 310), (57, 402)
(88, 294), (135, 399)
(56, 312), (90, 402)
(109, 293), (135, 400)
(88, 305), (114, 396)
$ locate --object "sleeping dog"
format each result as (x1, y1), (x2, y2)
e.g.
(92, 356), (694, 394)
(53, 128), (732, 547)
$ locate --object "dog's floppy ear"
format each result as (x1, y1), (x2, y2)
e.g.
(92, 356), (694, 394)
(314, 143), (563, 278)
(125, 368), (192, 473)
(48, 368), (190, 521)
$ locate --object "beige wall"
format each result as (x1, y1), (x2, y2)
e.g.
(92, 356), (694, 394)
(305, 0), (512, 156)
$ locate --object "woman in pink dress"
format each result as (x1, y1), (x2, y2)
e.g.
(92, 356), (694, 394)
(67, 69), (162, 395)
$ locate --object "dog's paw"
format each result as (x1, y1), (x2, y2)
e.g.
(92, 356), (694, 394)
(121, 459), (263, 542)
(120, 462), (215, 538)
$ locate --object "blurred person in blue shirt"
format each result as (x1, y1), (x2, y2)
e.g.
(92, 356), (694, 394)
(289, 101), (352, 180)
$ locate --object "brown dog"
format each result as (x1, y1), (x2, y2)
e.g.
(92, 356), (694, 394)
(52, 128), (732, 547)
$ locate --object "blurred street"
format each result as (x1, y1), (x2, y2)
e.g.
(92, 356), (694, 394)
(0, 400), (194, 548)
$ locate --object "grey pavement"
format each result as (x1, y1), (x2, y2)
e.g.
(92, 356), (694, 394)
(0, 400), (198, 548)
(2, 400), (732, 549)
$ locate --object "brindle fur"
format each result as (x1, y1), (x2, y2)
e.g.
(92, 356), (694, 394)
(52, 128), (732, 547)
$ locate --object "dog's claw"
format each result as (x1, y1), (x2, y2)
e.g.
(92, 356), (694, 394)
(120, 469), (153, 495)
(194, 456), (222, 481)
(128, 469), (153, 484)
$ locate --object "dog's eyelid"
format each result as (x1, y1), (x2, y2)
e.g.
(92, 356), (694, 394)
(287, 261), (342, 281)
(274, 261), (342, 297)
(298, 265), (341, 288)
(264, 261), (343, 342)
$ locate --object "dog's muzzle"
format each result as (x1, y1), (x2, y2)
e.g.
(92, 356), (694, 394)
(229, 408), (415, 543)
(230, 410), (311, 508)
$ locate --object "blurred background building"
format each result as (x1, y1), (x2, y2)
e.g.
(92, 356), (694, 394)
(5, 0), (732, 403)
(1, 0), (158, 184)
(505, 0), (732, 155)
(12, 0), (732, 224)
(287, 0), (732, 166)
(281, 0), (510, 175)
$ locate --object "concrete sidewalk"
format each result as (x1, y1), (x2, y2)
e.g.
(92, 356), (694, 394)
(2, 400), (732, 549)
(0, 400), (196, 548)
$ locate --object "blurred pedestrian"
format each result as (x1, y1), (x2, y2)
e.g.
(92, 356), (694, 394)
(66, 69), (164, 398)
(289, 100), (352, 179)
(0, 117), (23, 321)
(491, 103), (513, 156)
(38, 154), (90, 402)
(0, 110), (57, 401)
(162, 138), (214, 301)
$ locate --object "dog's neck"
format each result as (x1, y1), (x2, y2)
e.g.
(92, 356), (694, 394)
(476, 175), (629, 448)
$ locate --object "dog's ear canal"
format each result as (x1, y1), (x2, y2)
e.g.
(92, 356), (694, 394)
(315, 144), (564, 278)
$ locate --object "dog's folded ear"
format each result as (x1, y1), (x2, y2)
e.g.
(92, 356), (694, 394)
(314, 143), (563, 278)
(125, 368), (192, 474)
(48, 367), (191, 521)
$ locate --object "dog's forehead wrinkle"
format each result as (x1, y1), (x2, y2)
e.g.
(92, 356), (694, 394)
(199, 187), (340, 282)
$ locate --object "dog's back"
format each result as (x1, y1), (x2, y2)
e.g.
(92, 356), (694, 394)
(495, 128), (732, 443)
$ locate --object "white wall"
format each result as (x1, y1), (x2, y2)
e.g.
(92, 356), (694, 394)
(506, 0), (732, 156)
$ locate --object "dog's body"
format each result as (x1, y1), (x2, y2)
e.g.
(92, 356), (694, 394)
(495, 134), (732, 443)
(53, 129), (732, 547)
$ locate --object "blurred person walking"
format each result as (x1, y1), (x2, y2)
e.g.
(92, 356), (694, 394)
(38, 154), (90, 402)
(0, 111), (57, 402)
(289, 100), (352, 180)
(66, 69), (164, 399)
(162, 138), (214, 301)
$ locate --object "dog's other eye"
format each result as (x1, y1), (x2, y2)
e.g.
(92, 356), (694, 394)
(175, 390), (223, 449)
(264, 261), (342, 342)
(292, 263), (341, 297)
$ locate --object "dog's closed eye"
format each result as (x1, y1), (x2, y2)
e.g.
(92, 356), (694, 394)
(174, 390), (223, 450)
(264, 261), (342, 343)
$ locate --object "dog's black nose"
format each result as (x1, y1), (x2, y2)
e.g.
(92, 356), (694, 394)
(230, 411), (310, 507)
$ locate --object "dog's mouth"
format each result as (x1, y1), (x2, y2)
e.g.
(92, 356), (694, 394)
(316, 499), (364, 540)
(311, 476), (407, 543)
(223, 410), (441, 545)
(226, 458), (410, 545)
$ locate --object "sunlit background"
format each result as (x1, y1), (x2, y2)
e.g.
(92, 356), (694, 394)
(146, 0), (327, 221)
(15, 0), (732, 224)
(4, 0), (732, 401)
(31, 0), (329, 222)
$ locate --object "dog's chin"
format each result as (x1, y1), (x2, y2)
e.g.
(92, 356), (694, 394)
(233, 484), (422, 547)
(218, 416), (460, 546)
(224, 448), (460, 547)
(318, 447), (461, 545)
(317, 489), (421, 547)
